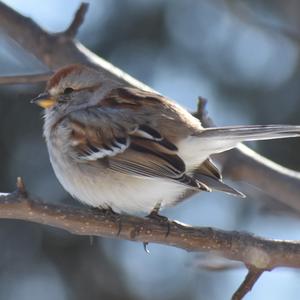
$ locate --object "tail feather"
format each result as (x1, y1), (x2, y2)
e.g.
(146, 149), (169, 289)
(198, 125), (300, 141)
(193, 125), (300, 155)
(186, 125), (300, 198)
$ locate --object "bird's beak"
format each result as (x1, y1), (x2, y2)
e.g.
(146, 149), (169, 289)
(30, 92), (57, 109)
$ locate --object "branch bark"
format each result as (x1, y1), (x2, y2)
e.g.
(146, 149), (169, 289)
(2, 181), (300, 271)
(232, 268), (264, 300)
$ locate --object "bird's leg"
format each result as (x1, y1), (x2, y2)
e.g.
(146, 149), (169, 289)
(143, 201), (170, 252)
(146, 201), (170, 238)
(146, 201), (169, 222)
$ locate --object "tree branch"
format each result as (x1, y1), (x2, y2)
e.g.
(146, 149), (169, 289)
(63, 2), (89, 39)
(0, 1), (152, 89)
(2, 180), (300, 271)
(0, 72), (52, 85)
(219, 145), (300, 213)
(232, 268), (264, 300)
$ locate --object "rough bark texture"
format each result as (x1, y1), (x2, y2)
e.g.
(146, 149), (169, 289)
(2, 184), (300, 271)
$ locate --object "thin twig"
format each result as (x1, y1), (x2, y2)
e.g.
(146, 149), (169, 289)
(193, 96), (215, 128)
(232, 268), (264, 300)
(16, 177), (27, 197)
(63, 2), (89, 38)
(0, 72), (52, 85)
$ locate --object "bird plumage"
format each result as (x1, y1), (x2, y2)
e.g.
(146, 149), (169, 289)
(31, 64), (300, 215)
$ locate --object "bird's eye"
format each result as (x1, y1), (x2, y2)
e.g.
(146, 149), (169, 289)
(63, 87), (74, 95)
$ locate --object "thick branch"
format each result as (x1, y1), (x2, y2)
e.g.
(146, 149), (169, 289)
(1, 189), (300, 271)
(219, 145), (300, 213)
(0, 1), (152, 90)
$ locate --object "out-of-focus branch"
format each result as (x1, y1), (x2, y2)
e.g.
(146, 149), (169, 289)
(218, 145), (300, 213)
(63, 2), (89, 38)
(232, 268), (264, 300)
(0, 72), (52, 85)
(0, 1), (152, 90)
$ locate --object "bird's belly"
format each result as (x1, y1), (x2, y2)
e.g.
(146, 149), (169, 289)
(51, 155), (187, 215)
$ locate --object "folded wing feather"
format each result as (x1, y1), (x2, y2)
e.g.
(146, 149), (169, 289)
(64, 92), (244, 197)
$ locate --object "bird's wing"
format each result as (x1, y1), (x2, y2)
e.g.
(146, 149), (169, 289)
(193, 159), (244, 197)
(65, 108), (209, 191)
(63, 87), (246, 196)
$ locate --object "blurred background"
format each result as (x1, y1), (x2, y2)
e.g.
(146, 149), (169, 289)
(0, 0), (300, 299)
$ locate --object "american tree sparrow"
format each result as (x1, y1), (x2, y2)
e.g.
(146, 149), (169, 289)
(31, 64), (300, 216)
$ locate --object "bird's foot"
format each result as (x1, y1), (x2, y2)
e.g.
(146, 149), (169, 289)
(147, 210), (169, 222)
(146, 209), (170, 238)
(95, 206), (118, 217)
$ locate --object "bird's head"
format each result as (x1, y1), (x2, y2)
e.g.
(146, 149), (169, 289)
(31, 64), (103, 111)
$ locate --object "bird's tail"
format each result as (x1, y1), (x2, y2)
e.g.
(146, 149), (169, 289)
(195, 125), (300, 154)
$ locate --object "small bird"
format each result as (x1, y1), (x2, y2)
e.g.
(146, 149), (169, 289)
(31, 64), (300, 217)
